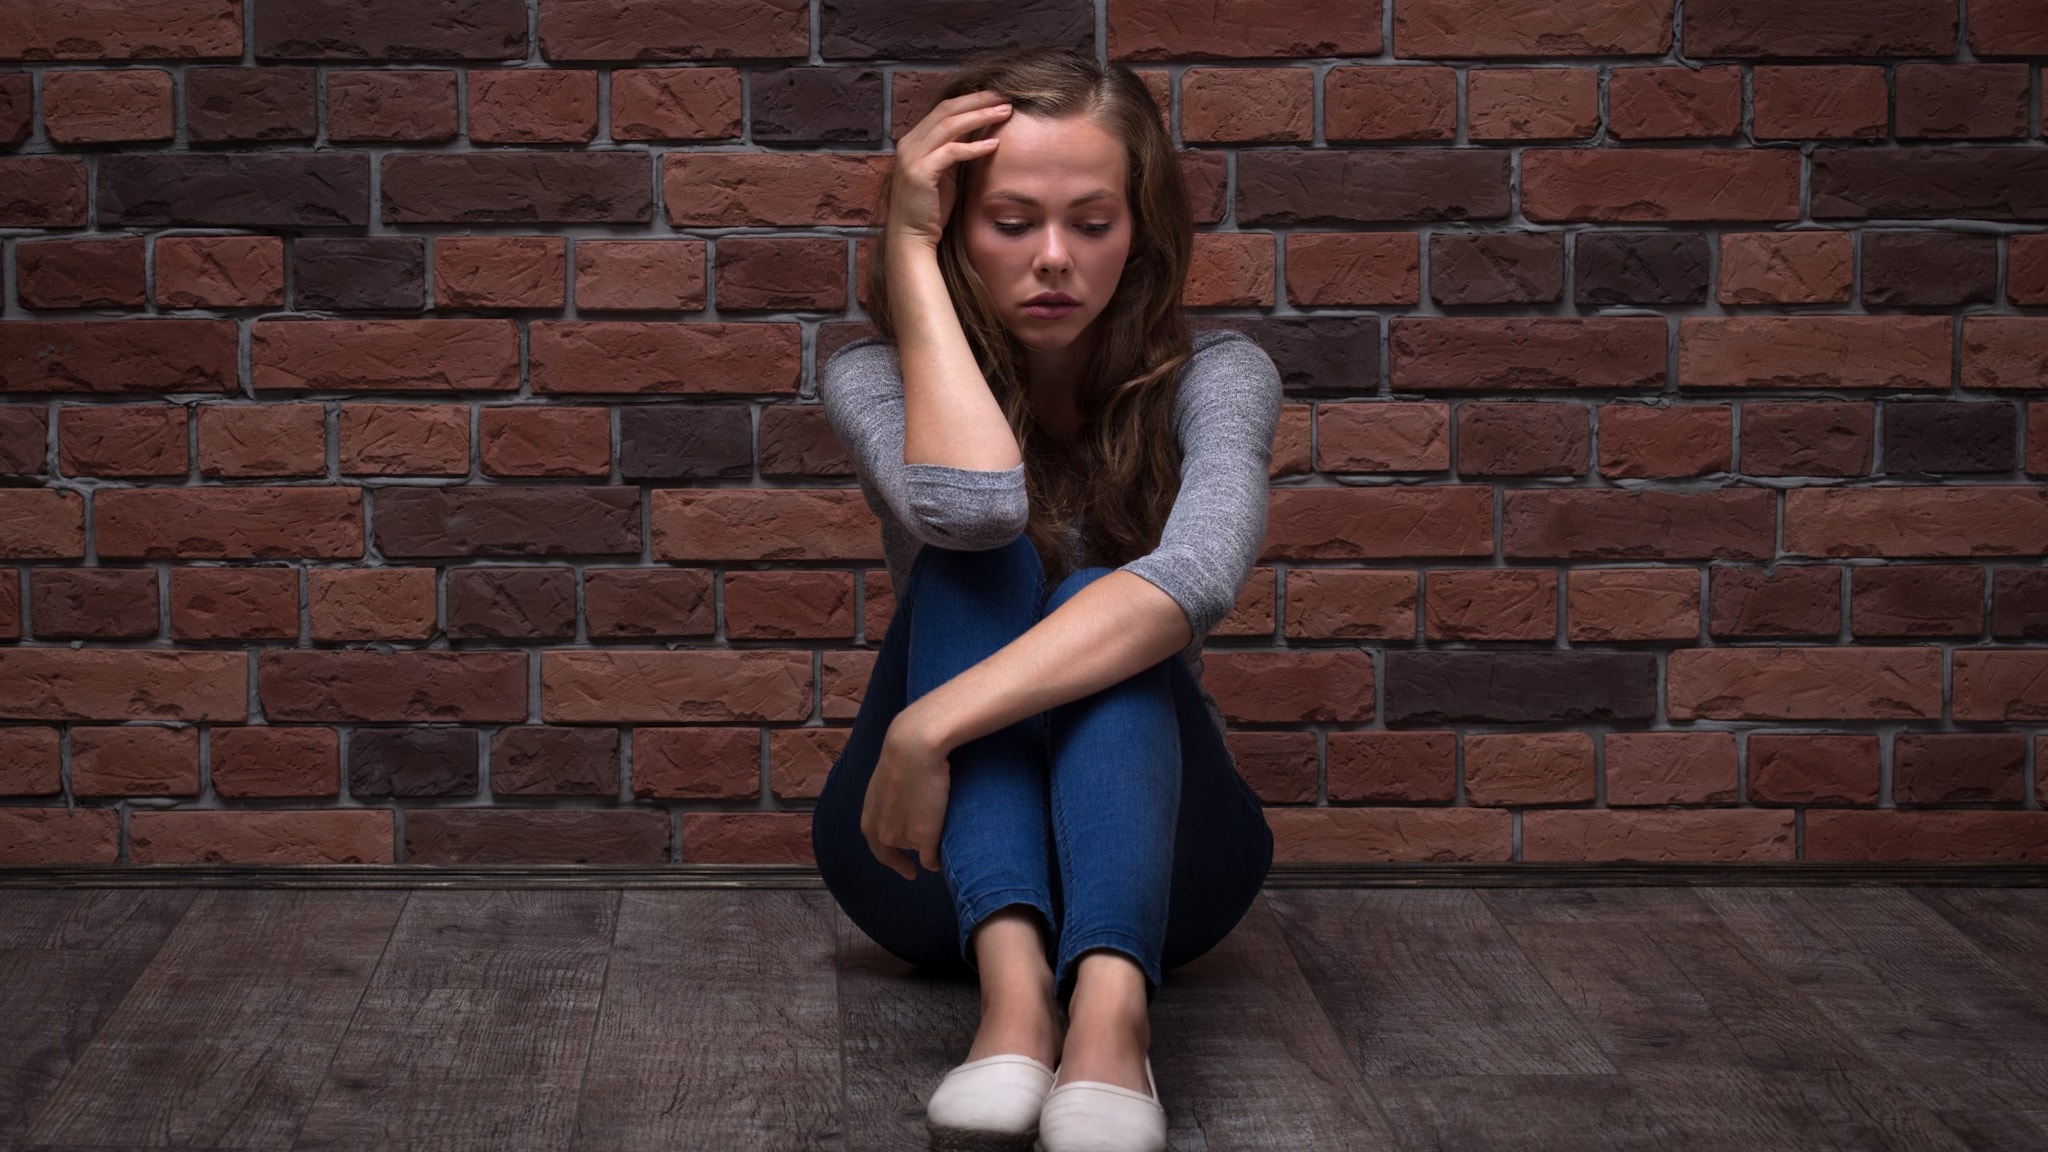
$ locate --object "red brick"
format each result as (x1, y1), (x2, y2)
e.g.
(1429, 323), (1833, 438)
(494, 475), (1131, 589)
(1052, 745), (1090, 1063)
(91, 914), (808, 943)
(328, 69), (458, 142)
(770, 726), (844, 801)
(1962, 318), (2048, 391)
(33, 568), (158, 639)
(479, 405), (611, 477)
(1326, 731), (1455, 803)
(71, 724), (200, 797)
(196, 402), (325, 478)
(18, 237), (148, 309)
(1108, 0), (1383, 59)
(0, 647), (243, 717)
(170, 565), (298, 641)
(724, 570), (856, 640)
(154, 235), (287, 308)
(1679, 317), (1950, 390)
(1464, 731), (1594, 805)
(42, 68), (173, 144)
(1740, 401), (1873, 477)
(1266, 487), (1492, 560)
(1202, 651), (1375, 723)
(1522, 149), (1801, 222)
(1226, 730), (1318, 804)
(584, 568), (717, 639)
(1805, 810), (2048, 862)
(1893, 732), (2025, 805)
(714, 236), (844, 311)
(1455, 400), (1586, 475)
(1597, 402), (1731, 479)
(260, 650), (526, 723)
(650, 488), (878, 562)
(822, 649), (872, 720)
(1214, 566), (1277, 638)
(338, 403), (470, 476)
(1608, 65), (1741, 139)
(1953, 649), (2048, 721)
(1667, 647), (1943, 720)
(574, 239), (705, 311)
(661, 153), (890, 227)
(1267, 807), (1511, 863)
(1604, 731), (1737, 805)
(2009, 235), (2048, 305)
(530, 322), (800, 396)
(1708, 563), (1841, 638)
(682, 812), (813, 864)
(1424, 569), (1556, 641)
(1717, 231), (1853, 304)
(1751, 66), (1888, 140)
(1182, 67), (1313, 143)
(0, 490), (86, 560)
(1748, 733), (1879, 803)
(58, 404), (187, 478)
(435, 236), (566, 309)
(1851, 564), (1983, 637)
(542, 650), (811, 723)
(0, 157), (88, 228)
(1323, 66), (1456, 141)
(0, 726), (61, 796)
(1785, 486), (2048, 558)
(210, 725), (339, 798)
(1566, 568), (1700, 642)
(0, 319), (237, 396)
(1523, 809), (1794, 862)
(252, 318), (519, 392)
(307, 568), (434, 643)
(1185, 232), (1275, 307)
(1315, 401), (1446, 472)
(469, 68), (598, 143)
(1283, 568), (1417, 640)
(96, 486), (362, 559)
(1683, 0), (1957, 56)
(1396, 0), (1671, 56)
(1467, 68), (1599, 140)
(1968, 0), (2048, 54)
(632, 726), (761, 800)
(612, 67), (743, 140)
(0, 808), (121, 864)
(1285, 233), (1420, 308)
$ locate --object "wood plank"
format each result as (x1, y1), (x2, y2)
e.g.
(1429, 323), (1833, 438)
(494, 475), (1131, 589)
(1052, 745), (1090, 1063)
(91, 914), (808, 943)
(0, 891), (195, 1152)
(832, 907), (981, 1152)
(1364, 1073), (1675, 1151)
(1145, 894), (1397, 1150)
(1907, 888), (2048, 1011)
(289, 890), (613, 1152)
(1266, 889), (1615, 1078)
(1492, 891), (1971, 1151)
(21, 890), (402, 1150)
(571, 890), (842, 1151)
(1701, 887), (2048, 1113)
(1924, 1109), (2048, 1151)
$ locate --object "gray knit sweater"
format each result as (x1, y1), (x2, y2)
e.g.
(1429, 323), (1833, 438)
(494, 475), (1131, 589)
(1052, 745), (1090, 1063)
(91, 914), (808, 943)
(818, 326), (1281, 743)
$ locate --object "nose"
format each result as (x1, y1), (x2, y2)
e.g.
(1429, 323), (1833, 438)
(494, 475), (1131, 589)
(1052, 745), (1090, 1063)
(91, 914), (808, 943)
(1035, 227), (1071, 274)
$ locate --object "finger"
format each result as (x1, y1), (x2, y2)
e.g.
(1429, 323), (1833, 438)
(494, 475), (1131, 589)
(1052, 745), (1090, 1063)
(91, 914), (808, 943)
(865, 830), (915, 881)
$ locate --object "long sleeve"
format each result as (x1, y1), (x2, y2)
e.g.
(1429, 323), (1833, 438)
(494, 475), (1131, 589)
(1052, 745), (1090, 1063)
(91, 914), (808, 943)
(1116, 330), (1282, 654)
(818, 336), (1030, 551)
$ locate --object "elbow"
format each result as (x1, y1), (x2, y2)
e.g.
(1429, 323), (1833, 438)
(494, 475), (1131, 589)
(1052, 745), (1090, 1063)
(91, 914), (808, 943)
(906, 486), (1030, 551)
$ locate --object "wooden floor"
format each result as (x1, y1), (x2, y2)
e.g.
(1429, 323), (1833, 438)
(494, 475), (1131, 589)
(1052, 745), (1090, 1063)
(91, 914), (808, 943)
(3, 885), (2047, 1151)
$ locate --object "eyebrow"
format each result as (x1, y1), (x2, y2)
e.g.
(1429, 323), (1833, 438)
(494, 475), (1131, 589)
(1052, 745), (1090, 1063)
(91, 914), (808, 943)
(986, 189), (1117, 207)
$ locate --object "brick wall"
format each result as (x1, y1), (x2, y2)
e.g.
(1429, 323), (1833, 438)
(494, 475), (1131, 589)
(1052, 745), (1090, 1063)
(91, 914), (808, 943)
(1, 0), (2045, 867)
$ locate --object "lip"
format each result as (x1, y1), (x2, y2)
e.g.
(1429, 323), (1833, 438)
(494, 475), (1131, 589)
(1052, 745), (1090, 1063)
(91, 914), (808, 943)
(1022, 301), (1080, 318)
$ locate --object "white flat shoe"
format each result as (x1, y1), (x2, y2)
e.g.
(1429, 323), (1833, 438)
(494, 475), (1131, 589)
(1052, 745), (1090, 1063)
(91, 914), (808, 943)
(926, 1052), (1057, 1152)
(1032, 1055), (1166, 1152)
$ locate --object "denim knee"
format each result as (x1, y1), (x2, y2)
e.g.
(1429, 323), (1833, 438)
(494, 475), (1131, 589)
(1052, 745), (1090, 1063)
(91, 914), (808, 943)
(1045, 564), (1115, 612)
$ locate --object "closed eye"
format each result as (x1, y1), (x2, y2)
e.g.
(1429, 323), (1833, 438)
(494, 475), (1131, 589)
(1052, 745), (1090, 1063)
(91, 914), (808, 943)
(994, 222), (1113, 235)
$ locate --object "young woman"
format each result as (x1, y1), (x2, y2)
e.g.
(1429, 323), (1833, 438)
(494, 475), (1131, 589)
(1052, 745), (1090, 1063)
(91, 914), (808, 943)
(810, 46), (1281, 1152)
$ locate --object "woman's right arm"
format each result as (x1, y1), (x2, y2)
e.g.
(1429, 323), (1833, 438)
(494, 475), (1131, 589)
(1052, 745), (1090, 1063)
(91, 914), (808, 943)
(885, 91), (1022, 474)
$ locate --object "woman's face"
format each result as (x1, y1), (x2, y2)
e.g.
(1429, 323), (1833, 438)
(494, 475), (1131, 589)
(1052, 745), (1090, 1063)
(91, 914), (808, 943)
(960, 110), (1133, 353)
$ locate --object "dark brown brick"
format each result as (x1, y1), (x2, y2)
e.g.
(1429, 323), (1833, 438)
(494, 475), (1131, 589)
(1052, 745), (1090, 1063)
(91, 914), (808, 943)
(537, 0), (808, 60)
(0, 73), (31, 145)
(1992, 569), (2048, 639)
(1861, 231), (1996, 307)
(99, 152), (370, 227)
(292, 236), (425, 310)
(1456, 401), (1587, 476)
(1192, 316), (1377, 395)
(254, 0), (527, 60)
(490, 726), (619, 796)
(186, 66), (318, 143)
(381, 151), (651, 224)
(1383, 651), (1657, 725)
(0, 406), (47, 476)
(405, 809), (669, 864)
(618, 404), (753, 480)
(1851, 565), (1981, 638)
(758, 404), (850, 477)
(1894, 62), (2030, 139)
(447, 566), (578, 640)
(1573, 230), (1709, 305)
(1741, 401), (1872, 477)
(1882, 401), (2016, 475)
(374, 486), (640, 557)
(31, 568), (160, 639)
(1812, 149), (2048, 221)
(1683, 0), (1957, 56)
(348, 726), (478, 797)
(1894, 733), (2025, 805)
(0, 3), (242, 60)
(17, 237), (147, 309)
(583, 568), (717, 638)
(0, 157), (87, 227)
(1504, 489), (1774, 560)
(1110, 0), (1382, 59)
(328, 69), (460, 142)
(1237, 150), (1511, 226)
(1429, 232), (1562, 306)
(1709, 564), (1840, 638)
(820, 0), (1092, 59)
(751, 66), (881, 143)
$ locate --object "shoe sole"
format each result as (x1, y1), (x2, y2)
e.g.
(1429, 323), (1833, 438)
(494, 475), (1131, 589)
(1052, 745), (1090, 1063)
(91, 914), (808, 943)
(926, 1123), (1038, 1152)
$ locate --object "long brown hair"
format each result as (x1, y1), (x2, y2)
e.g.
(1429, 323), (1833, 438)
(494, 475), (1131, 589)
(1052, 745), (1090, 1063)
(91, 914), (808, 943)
(860, 45), (1196, 582)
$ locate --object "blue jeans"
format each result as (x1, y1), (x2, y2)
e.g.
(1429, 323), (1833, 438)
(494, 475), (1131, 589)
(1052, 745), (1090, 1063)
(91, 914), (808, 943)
(810, 533), (1274, 1006)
